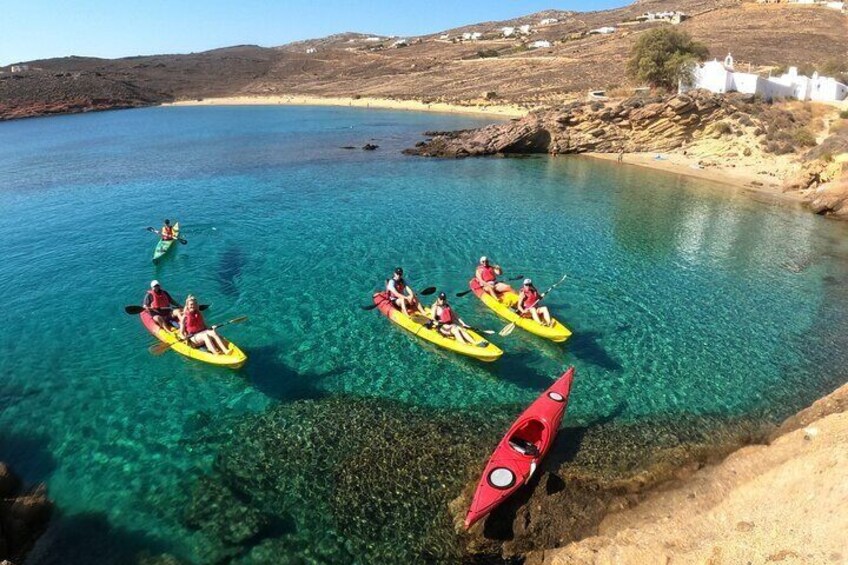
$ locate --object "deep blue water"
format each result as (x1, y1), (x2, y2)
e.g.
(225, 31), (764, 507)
(1, 105), (847, 563)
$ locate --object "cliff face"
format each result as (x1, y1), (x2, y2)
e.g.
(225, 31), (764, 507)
(405, 91), (775, 158)
(0, 463), (52, 564)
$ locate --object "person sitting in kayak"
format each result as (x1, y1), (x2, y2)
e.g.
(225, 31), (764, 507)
(386, 267), (426, 317)
(160, 219), (175, 241)
(517, 279), (553, 327)
(476, 256), (512, 299)
(143, 280), (182, 331)
(429, 292), (476, 345)
(179, 295), (229, 355)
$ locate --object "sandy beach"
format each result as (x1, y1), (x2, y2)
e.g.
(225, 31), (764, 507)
(165, 94), (529, 119)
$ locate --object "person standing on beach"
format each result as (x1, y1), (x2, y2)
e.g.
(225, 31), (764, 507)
(617, 150), (624, 163)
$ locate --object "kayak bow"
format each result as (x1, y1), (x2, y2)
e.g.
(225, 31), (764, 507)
(465, 367), (575, 528)
(372, 292), (503, 362)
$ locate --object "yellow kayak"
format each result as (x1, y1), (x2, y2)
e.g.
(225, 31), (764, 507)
(141, 311), (247, 369)
(373, 293), (503, 362)
(468, 279), (572, 343)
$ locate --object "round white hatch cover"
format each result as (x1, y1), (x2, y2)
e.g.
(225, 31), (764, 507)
(548, 391), (565, 402)
(488, 467), (515, 489)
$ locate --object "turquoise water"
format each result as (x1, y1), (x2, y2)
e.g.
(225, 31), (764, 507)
(1, 106), (847, 563)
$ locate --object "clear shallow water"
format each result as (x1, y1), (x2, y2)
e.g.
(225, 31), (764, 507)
(1, 106), (847, 562)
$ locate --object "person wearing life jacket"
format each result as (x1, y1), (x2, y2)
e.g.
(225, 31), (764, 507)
(160, 219), (175, 241)
(429, 292), (476, 345)
(517, 279), (553, 327)
(143, 280), (182, 330)
(475, 256), (512, 299)
(179, 295), (229, 355)
(386, 267), (426, 317)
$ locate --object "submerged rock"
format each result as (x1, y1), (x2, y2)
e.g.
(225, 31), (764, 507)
(0, 463), (52, 564)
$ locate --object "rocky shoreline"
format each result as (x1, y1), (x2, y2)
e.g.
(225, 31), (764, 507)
(404, 90), (848, 220)
(0, 463), (52, 564)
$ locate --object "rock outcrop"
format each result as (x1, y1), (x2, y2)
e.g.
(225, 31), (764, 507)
(405, 91), (757, 158)
(0, 463), (52, 564)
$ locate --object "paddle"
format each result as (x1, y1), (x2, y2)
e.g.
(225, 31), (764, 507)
(360, 286), (437, 311)
(148, 315), (248, 356)
(499, 274), (568, 337)
(146, 226), (188, 245)
(410, 314), (495, 336)
(124, 304), (208, 315)
(456, 275), (524, 298)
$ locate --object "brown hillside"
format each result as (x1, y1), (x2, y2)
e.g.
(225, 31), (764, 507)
(1, 0), (846, 119)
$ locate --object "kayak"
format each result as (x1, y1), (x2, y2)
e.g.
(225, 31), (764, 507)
(140, 310), (247, 369)
(465, 367), (575, 528)
(372, 292), (503, 362)
(152, 222), (180, 263)
(468, 278), (572, 343)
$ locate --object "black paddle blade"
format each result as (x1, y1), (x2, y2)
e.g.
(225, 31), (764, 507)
(361, 303), (379, 311)
(456, 289), (473, 298)
(507, 274), (525, 281)
(419, 286), (437, 296)
(124, 305), (144, 315)
(146, 226), (157, 233)
(179, 238), (188, 245)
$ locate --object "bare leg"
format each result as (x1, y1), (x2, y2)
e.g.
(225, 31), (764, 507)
(540, 307), (552, 326)
(456, 327), (474, 344)
(399, 298), (410, 316)
(209, 330), (228, 352)
(494, 282), (512, 294)
(153, 314), (168, 330)
(202, 333), (221, 354)
(529, 308), (542, 325)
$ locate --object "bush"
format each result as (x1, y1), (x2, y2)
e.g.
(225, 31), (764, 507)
(792, 129), (817, 147)
(477, 49), (499, 59)
(627, 28), (709, 90)
(714, 122), (733, 136)
(839, 109), (848, 119)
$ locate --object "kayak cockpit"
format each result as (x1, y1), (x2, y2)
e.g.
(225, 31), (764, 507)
(508, 419), (544, 457)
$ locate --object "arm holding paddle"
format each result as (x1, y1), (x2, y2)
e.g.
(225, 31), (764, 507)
(145, 226), (187, 245)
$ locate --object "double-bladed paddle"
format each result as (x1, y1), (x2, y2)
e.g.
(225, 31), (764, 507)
(360, 286), (437, 311)
(455, 274), (524, 298)
(499, 274), (568, 337)
(148, 315), (248, 356)
(124, 304), (208, 315)
(146, 226), (187, 245)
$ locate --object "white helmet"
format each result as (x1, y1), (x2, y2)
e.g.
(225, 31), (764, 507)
(479, 256), (488, 264)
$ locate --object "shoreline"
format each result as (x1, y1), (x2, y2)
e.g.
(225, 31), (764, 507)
(164, 94), (529, 118)
(583, 152), (807, 205)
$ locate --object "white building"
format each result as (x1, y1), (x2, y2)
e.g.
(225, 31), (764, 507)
(518, 25), (532, 35)
(681, 54), (848, 102)
(461, 31), (482, 41)
(10, 64), (29, 73)
(540, 18), (559, 25)
(439, 34), (450, 40)
(306, 48), (317, 54)
(640, 11), (688, 23)
(364, 37), (382, 42)
(529, 40), (552, 49)
(501, 26), (515, 37)
(589, 26), (616, 34)
(391, 39), (409, 48)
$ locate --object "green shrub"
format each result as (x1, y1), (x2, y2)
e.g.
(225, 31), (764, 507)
(792, 129), (817, 147)
(627, 28), (709, 90)
(477, 49), (499, 59)
(839, 109), (848, 119)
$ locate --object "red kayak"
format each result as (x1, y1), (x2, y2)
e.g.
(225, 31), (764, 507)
(464, 367), (575, 528)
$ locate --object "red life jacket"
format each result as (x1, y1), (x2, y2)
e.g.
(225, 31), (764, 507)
(147, 289), (171, 309)
(437, 305), (454, 324)
(184, 310), (206, 334)
(478, 265), (496, 283)
(388, 277), (406, 295)
(522, 287), (540, 309)
(162, 226), (174, 241)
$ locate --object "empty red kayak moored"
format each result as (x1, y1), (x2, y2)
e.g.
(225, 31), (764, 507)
(464, 367), (575, 529)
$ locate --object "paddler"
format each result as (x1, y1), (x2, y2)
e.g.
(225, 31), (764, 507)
(386, 267), (426, 317)
(160, 219), (175, 241)
(179, 295), (229, 354)
(143, 280), (182, 330)
(429, 292), (476, 345)
(475, 256), (512, 299)
(517, 279), (553, 327)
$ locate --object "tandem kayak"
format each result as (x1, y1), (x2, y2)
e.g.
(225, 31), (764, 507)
(140, 310), (247, 369)
(152, 222), (180, 263)
(465, 367), (575, 528)
(372, 292), (503, 362)
(468, 278), (572, 342)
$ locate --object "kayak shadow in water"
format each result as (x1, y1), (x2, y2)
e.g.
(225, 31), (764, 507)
(567, 330), (623, 372)
(243, 345), (344, 402)
(483, 351), (563, 391)
(218, 245), (247, 297)
(545, 402), (628, 471)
